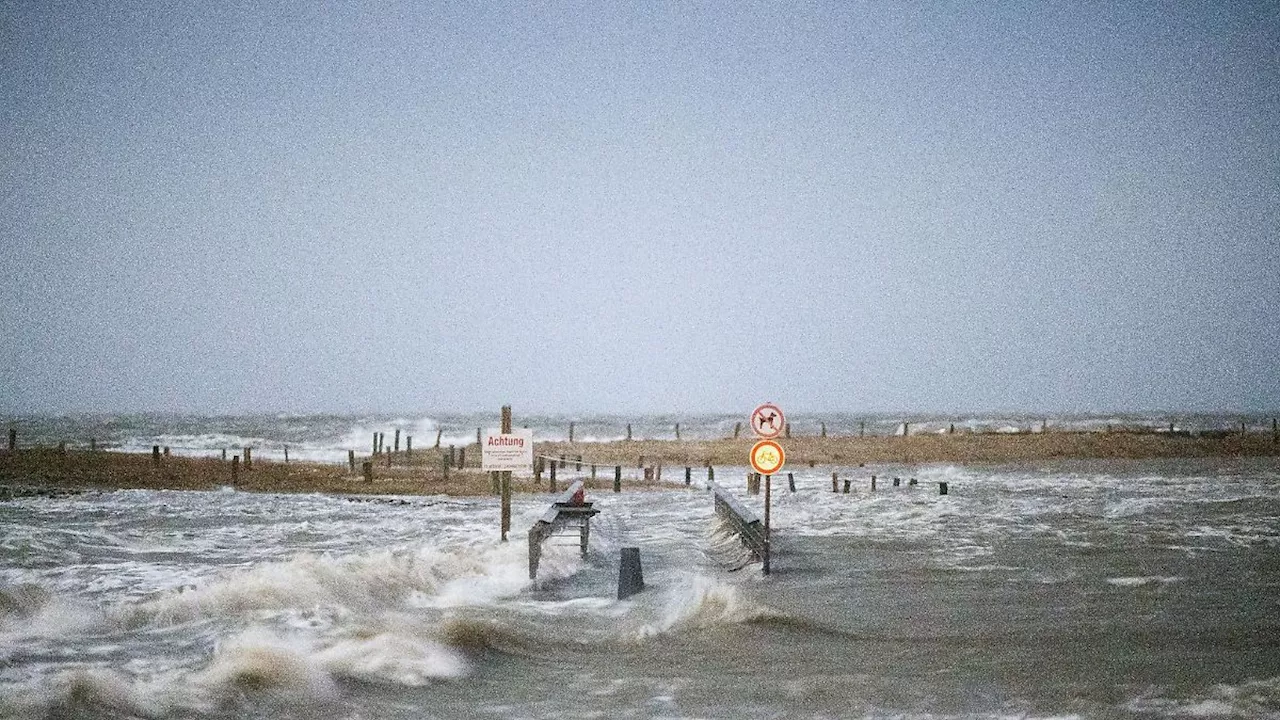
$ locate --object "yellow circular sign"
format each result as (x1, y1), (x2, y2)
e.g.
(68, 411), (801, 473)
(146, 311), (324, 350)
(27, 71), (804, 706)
(750, 439), (785, 475)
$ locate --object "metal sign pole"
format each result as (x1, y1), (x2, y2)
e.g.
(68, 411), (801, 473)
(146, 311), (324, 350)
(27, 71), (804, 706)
(763, 474), (771, 575)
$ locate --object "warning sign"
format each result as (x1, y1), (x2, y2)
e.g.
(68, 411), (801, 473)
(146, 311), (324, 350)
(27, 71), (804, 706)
(751, 403), (785, 439)
(749, 439), (785, 475)
(481, 429), (533, 472)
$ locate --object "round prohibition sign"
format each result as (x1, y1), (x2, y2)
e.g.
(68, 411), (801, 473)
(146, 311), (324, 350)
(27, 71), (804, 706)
(750, 439), (786, 475)
(751, 403), (785, 439)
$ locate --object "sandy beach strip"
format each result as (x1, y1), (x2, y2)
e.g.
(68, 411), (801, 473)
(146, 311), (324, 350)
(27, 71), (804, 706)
(2, 431), (1276, 497)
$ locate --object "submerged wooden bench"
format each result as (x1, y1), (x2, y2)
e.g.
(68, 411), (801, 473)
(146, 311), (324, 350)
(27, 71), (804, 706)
(528, 480), (600, 580)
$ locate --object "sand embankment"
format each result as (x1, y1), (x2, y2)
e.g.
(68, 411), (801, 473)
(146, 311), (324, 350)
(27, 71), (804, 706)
(1, 431), (1276, 496)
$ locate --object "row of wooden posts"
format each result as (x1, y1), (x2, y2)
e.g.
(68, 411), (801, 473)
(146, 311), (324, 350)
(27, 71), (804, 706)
(742, 471), (949, 495)
(8, 418), (1279, 460)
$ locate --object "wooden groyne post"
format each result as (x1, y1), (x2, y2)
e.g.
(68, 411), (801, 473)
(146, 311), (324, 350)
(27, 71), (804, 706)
(500, 405), (512, 542)
(348, 450), (356, 473)
(528, 481), (599, 580)
(710, 482), (769, 573)
(7, 429), (14, 453)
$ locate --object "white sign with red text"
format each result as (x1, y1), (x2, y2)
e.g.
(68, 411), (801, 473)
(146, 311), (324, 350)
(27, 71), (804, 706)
(481, 429), (533, 472)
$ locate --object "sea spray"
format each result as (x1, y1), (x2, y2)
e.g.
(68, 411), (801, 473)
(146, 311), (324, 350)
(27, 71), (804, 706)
(633, 575), (783, 639)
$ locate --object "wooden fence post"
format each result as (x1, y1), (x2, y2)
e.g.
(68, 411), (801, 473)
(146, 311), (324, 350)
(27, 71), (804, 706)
(569, 422), (575, 443)
(284, 446), (289, 464)
(675, 423), (681, 440)
(394, 429), (400, 453)
(831, 472), (838, 492)
(626, 424), (632, 441)
(231, 455), (239, 484)
(348, 450), (356, 472)
(685, 466), (691, 485)
(244, 447), (252, 470)
(733, 422), (741, 439)
(152, 445), (161, 466)
(859, 421), (865, 437)
(406, 435), (412, 459)
(458, 447), (465, 468)
(550, 461), (557, 493)
(372, 433), (378, 455)
(435, 428), (442, 448)
(821, 422), (826, 438)
(363, 461), (373, 482)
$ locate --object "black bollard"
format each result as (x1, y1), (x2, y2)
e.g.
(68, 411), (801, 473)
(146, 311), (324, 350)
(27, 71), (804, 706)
(618, 547), (644, 600)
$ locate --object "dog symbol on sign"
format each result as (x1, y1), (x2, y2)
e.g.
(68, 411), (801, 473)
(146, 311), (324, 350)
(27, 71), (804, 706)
(757, 411), (778, 432)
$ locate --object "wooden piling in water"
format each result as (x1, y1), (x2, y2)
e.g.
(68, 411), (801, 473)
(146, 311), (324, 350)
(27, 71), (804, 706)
(1273, 418), (1277, 444)
(870, 475), (877, 491)
(788, 472), (795, 492)
(244, 448), (252, 470)
(7, 428), (15, 452)
(363, 461), (373, 482)
(378, 433), (385, 454)
(614, 465), (622, 493)
(549, 461), (557, 493)
(284, 446), (289, 464)
(860, 421), (865, 437)
(221, 448), (227, 461)
(685, 466), (692, 486)
(348, 450), (356, 472)
(843, 478), (851, 493)
(163, 446), (170, 457)
(938, 482), (949, 495)
(626, 424), (632, 441)
(476, 427), (481, 446)
(821, 422), (826, 438)
(893, 477), (900, 487)
(707, 465), (715, 483)
(394, 429), (400, 453)
(675, 423), (681, 440)
(569, 422), (575, 443)
(90, 438), (96, 452)
(831, 472), (838, 493)
(406, 436), (412, 459)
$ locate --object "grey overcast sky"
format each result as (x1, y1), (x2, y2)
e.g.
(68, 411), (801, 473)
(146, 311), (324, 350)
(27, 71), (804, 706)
(2, 1), (1277, 415)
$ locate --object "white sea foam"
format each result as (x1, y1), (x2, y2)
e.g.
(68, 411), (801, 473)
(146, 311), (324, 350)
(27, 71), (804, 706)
(634, 575), (778, 638)
(1105, 576), (1183, 588)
